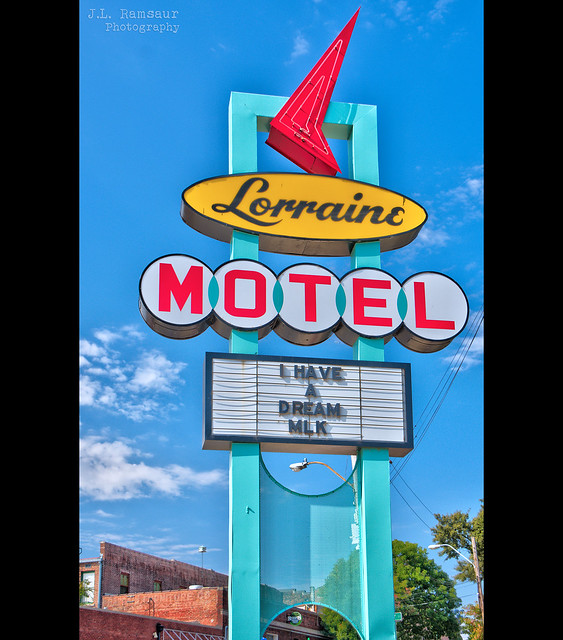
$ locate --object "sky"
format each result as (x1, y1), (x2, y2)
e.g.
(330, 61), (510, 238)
(79, 0), (483, 613)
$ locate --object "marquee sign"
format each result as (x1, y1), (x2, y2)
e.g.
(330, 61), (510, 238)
(139, 255), (469, 352)
(203, 353), (413, 456)
(180, 173), (428, 255)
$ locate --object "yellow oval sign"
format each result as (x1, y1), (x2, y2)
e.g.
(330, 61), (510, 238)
(181, 173), (427, 256)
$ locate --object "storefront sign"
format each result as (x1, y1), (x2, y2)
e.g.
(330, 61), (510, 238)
(139, 254), (468, 352)
(286, 611), (303, 625)
(203, 353), (413, 456)
(180, 173), (428, 255)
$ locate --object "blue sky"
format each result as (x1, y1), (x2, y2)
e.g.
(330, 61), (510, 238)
(79, 0), (483, 610)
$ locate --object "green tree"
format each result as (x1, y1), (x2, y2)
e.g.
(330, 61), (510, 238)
(319, 541), (462, 639)
(431, 500), (483, 584)
(315, 549), (361, 628)
(319, 607), (360, 640)
(393, 540), (462, 640)
(460, 602), (483, 640)
(79, 578), (94, 605)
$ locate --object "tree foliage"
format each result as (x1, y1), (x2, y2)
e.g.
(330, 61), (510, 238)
(460, 602), (483, 640)
(319, 607), (360, 640)
(79, 579), (94, 605)
(393, 540), (462, 640)
(316, 549), (361, 628)
(431, 499), (484, 584)
(319, 540), (462, 640)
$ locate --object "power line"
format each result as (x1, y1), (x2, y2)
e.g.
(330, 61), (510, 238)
(413, 309), (483, 451)
(391, 481), (434, 530)
(391, 306), (484, 482)
(394, 473), (435, 517)
(387, 306), (484, 530)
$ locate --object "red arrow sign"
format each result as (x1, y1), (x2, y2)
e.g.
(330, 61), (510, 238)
(266, 8), (360, 176)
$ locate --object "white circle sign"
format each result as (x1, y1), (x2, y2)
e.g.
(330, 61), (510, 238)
(397, 272), (469, 352)
(212, 259), (278, 337)
(139, 254), (214, 339)
(338, 268), (403, 343)
(139, 256), (469, 353)
(276, 263), (341, 344)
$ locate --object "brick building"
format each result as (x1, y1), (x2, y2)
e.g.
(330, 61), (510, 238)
(80, 541), (228, 607)
(79, 607), (225, 640)
(101, 585), (228, 628)
(80, 542), (332, 639)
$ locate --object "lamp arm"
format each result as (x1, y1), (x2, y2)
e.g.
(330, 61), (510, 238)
(307, 461), (355, 490)
(437, 543), (475, 569)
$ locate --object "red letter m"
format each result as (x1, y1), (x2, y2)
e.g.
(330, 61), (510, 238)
(158, 263), (203, 313)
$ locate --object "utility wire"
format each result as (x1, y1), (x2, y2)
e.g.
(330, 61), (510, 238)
(391, 305), (484, 482)
(391, 481), (435, 530)
(388, 306), (484, 528)
(411, 307), (483, 452)
(393, 473), (435, 517)
(413, 306), (483, 446)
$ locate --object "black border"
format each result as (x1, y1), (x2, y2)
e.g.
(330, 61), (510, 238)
(203, 352), (414, 455)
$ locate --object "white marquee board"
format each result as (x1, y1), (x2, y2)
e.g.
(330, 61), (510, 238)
(203, 353), (413, 456)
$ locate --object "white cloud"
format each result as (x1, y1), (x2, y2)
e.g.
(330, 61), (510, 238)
(440, 169), (483, 219)
(415, 224), (451, 250)
(79, 435), (227, 501)
(381, 0), (458, 36)
(461, 334), (484, 370)
(429, 0), (455, 23)
(441, 313), (484, 371)
(79, 326), (187, 421)
(80, 376), (97, 406)
(383, 164), (483, 275)
(94, 329), (121, 344)
(128, 350), (186, 393)
(80, 339), (107, 358)
(80, 532), (223, 564)
(390, 0), (414, 22)
(95, 509), (117, 518)
(288, 32), (310, 63)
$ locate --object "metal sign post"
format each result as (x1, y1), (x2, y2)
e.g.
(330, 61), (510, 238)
(226, 91), (396, 640)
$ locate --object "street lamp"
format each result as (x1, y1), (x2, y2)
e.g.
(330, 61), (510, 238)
(428, 543), (473, 567)
(428, 539), (484, 625)
(289, 457), (354, 489)
(290, 457), (359, 549)
(198, 545), (207, 585)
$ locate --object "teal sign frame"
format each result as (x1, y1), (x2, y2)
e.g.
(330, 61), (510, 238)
(227, 91), (396, 640)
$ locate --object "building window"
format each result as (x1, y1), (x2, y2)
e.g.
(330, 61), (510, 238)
(264, 634), (278, 640)
(120, 572), (130, 594)
(80, 571), (95, 604)
(153, 580), (162, 591)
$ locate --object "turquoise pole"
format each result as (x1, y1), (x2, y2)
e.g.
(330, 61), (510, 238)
(227, 94), (261, 640)
(226, 92), (397, 640)
(349, 113), (397, 640)
(358, 447), (396, 640)
(228, 441), (261, 640)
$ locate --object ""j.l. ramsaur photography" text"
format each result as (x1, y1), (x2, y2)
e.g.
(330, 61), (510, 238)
(87, 7), (181, 34)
